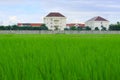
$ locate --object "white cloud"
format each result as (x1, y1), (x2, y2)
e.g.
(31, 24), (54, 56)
(1, 16), (19, 26)
(8, 16), (19, 25)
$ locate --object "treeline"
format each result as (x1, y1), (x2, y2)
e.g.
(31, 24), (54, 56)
(0, 24), (48, 30)
(109, 22), (120, 31)
(0, 22), (120, 31)
(65, 26), (107, 31)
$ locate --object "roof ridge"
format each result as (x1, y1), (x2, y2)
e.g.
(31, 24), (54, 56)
(46, 12), (65, 17)
(87, 16), (108, 21)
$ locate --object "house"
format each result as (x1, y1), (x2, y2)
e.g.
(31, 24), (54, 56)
(85, 16), (109, 30)
(18, 23), (43, 27)
(44, 12), (66, 30)
(66, 23), (85, 28)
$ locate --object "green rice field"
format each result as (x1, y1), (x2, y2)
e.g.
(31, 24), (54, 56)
(0, 34), (120, 80)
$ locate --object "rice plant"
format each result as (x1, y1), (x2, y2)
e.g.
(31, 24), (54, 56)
(0, 34), (119, 80)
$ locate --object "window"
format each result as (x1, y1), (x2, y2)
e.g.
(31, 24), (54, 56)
(54, 20), (59, 22)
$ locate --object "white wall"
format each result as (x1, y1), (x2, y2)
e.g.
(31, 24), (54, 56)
(44, 17), (66, 30)
(85, 21), (109, 30)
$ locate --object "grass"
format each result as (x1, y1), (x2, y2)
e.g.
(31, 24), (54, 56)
(0, 34), (120, 80)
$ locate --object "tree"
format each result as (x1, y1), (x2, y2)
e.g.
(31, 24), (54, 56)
(64, 28), (69, 30)
(85, 26), (91, 31)
(40, 24), (48, 30)
(117, 21), (120, 25)
(101, 26), (106, 31)
(95, 27), (99, 31)
(0, 26), (5, 30)
(12, 25), (18, 30)
(77, 27), (83, 31)
(109, 24), (120, 31)
(70, 26), (77, 30)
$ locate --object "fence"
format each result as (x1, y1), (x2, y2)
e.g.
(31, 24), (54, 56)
(0, 30), (120, 34)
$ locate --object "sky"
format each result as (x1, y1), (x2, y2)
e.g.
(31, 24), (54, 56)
(0, 0), (120, 25)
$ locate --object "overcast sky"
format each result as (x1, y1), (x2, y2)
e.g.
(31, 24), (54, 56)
(0, 0), (120, 25)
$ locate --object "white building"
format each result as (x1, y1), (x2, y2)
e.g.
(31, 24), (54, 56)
(85, 16), (109, 30)
(44, 12), (66, 30)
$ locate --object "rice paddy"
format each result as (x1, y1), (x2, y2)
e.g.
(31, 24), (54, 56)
(0, 34), (120, 80)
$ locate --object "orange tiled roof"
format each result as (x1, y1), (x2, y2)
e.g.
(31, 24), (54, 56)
(18, 23), (44, 27)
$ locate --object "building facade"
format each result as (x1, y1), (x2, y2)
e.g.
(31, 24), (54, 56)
(85, 16), (109, 30)
(44, 12), (66, 30)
